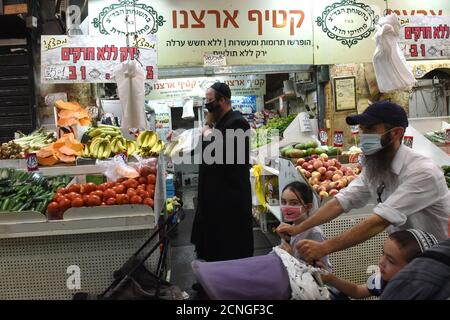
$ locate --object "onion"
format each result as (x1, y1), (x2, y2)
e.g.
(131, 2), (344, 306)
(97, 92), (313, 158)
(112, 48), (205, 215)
(313, 160), (323, 170)
(297, 158), (306, 166)
(307, 164), (314, 171)
(317, 167), (326, 175)
(302, 162), (309, 170)
(332, 174), (342, 182)
(324, 171), (334, 180)
(329, 189), (339, 196)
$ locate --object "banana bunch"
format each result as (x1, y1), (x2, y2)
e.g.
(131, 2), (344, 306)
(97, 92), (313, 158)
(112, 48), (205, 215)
(111, 136), (128, 154)
(86, 124), (122, 139)
(137, 131), (164, 157)
(82, 144), (91, 158)
(89, 137), (112, 159)
(163, 140), (179, 157)
(126, 140), (138, 156)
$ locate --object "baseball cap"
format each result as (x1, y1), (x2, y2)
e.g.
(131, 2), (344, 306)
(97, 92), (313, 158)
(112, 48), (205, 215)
(210, 82), (231, 99)
(346, 101), (408, 128)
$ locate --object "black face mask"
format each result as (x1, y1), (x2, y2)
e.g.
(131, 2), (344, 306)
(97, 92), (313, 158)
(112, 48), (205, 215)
(205, 100), (219, 112)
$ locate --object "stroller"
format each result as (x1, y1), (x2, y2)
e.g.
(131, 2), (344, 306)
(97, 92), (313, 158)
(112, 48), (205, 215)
(74, 210), (187, 300)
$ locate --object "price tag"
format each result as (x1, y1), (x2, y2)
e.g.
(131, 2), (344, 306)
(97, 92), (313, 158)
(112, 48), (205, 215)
(350, 125), (359, 135)
(333, 131), (344, 147)
(319, 129), (328, 146)
(203, 53), (226, 67)
(403, 136), (414, 148)
(299, 112), (312, 132)
(25, 153), (39, 171)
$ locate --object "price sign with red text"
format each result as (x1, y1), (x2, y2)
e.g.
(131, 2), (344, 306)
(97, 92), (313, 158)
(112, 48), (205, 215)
(399, 16), (450, 60)
(333, 131), (344, 147)
(41, 35), (158, 83)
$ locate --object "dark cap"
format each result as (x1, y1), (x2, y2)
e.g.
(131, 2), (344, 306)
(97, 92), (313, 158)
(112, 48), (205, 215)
(346, 101), (408, 128)
(210, 82), (231, 99)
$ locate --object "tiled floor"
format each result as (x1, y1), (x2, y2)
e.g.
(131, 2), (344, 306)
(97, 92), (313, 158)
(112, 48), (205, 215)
(169, 187), (280, 300)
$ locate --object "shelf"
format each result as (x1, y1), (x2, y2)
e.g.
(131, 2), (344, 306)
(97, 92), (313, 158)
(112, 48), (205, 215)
(0, 207), (156, 239)
(265, 93), (297, 105)
(267, 204), (281, 222)
(36, 164), (104, 176)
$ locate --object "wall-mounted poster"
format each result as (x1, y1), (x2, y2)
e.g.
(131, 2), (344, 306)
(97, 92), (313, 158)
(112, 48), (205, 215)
(333, 76), (357, 112)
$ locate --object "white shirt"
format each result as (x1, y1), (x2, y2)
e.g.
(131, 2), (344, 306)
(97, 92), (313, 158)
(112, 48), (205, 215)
(335, 145), (450, 241)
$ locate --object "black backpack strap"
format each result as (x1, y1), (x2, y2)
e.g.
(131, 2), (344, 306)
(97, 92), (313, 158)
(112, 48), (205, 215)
(420, 250), (450, 267)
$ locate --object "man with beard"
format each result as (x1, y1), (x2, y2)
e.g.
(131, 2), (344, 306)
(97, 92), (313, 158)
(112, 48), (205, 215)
(277, 101), (449, 264)
(191, 82), (254, 265)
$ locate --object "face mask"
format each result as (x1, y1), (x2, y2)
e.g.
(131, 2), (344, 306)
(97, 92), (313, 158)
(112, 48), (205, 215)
(205, 100), (219, 112)
(359, 128), (395, 156)
(281, 205), (306, 222)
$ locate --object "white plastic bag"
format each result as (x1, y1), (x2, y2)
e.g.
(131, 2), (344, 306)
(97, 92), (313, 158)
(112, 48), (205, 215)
(97, 156), (139, 182)
(169, 128), (202, 157)
(373, 14), (416, 93)
(114, 61), (149, 130)
(181, 98), (195, 119)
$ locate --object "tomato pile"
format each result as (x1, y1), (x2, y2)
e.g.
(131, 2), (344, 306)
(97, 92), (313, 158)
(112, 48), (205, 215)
(47, 165), (157, 220)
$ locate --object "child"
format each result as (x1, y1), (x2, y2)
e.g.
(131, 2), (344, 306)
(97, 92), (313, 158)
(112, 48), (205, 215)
(278, 181), (332, 271)
(320, 229), (438, 298)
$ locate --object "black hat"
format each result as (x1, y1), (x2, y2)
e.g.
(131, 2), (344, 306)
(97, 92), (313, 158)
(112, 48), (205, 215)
(346, 101), (408, 128)
(210, 82), (231, 99)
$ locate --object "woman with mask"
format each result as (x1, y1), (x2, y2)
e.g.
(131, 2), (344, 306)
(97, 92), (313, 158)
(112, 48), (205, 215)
(191, 181), (331, 300)
(277, 101), (449, 267)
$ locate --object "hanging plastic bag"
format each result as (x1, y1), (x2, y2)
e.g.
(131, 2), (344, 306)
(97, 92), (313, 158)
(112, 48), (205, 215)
(181, 98), (195, 120)
(373, 14), (416, 93)
(114, 60), (149, 130)
(168, 128), (202, 158)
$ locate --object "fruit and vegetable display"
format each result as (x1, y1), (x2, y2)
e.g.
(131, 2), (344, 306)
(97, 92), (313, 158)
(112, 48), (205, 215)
(55, 100), (91, 127)
(37, 133), (84, 166)
(280, 140), (341, 159)
(252, 114), (297, 149)
(0, 168), (71, 214)
(295, 154), (361, 199)
(82, 126), (163, 159)
(442, 165), (450, 189)
(425, 131), (446, 144)
(46, 163), (157, 220)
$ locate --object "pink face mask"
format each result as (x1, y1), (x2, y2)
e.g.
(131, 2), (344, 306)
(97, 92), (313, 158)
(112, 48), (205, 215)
(281, 206), (306, 222)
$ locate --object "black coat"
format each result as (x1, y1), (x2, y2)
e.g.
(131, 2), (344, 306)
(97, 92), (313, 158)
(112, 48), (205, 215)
(191, 110), (254, 261)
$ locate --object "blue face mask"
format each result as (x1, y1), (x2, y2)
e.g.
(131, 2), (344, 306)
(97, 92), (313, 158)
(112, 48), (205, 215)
(359, 134), (383, 155)
(359, 128), (395, 156)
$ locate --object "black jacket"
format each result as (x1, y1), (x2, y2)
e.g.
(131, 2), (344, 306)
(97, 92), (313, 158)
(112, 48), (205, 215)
(380, 238), (450, 300)
(191, 110), (254, 261)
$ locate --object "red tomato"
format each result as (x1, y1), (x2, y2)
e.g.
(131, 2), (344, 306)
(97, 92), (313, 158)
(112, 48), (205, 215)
(136, 184), (145, 191)
(97, 183), (108, 192)
(146, 184), (155, 193)
(91, 190), (103, 199)
(149, 166), (156, 175)
(58, 198), (71, 213)
(101, 202), (106, 206)
(127, 188), (137, 198)
(66, 192), (80, 201)
(106, 198), (116, 206)
(55, 195), (66, 203)
(147, 174), (156, 185)
(121, 194), (130, 204)
(89, 195), (102, 207)
(114, 184), (126, 194)
(139, 166), (152, 177)
(138, 190), (149, 198)
(147, 189), (155, 198)
(71, 197), (84, 207)
(130, 195), (143, 204)
(105, 182), (115, 189)
(47, 202), (60, 214)
(85, 182), (97, 194)
(138, 177), (147, 185)
(143, 198), (154, 208)
(82, 195), (91, 205)
(57, 187), (67, 195)
(117, 177), (127, 183)
(103, 189), (117, 199)
(68, 184), (81, 194)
